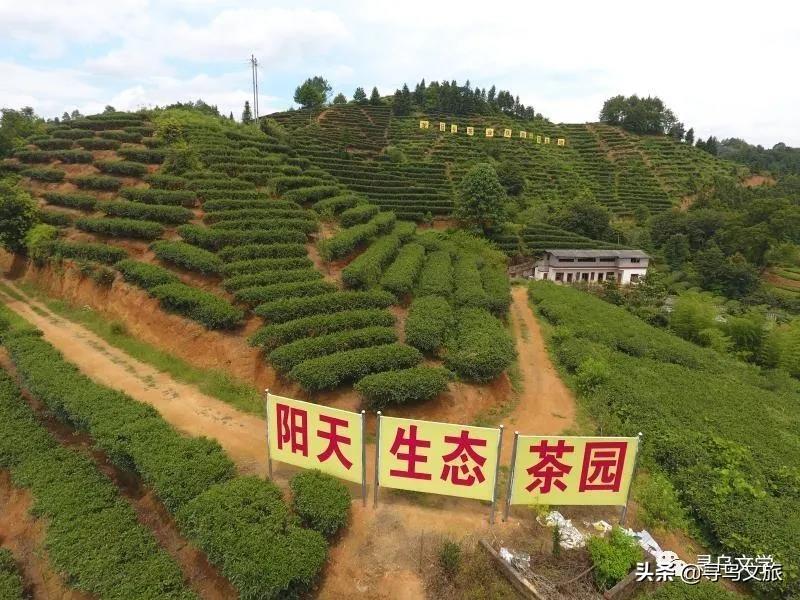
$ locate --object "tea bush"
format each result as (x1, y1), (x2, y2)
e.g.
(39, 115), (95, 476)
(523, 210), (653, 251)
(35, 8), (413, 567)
(0, 549), (23, 600)
(341, 233), (402, 289)
(254, 290), (395, 323)
(37, 240), (127, 264)
(43, 191), (96, 210)
(318, 211), (396, 260)
(340, 204), (379, 227)
(283, 185), (340, 204)
(116, 259), (180, 289)
(120, 187), (197, 207)
(416, 250), (453, 298)
(101, 200), (193, 224)
(94, 159), (148, 177)
(380, 242), (426, 296)
(22, 167), (65, 182)
(290, 470), (351, 537)
(178, 225), (305, 251)
(233, 280), (336, 307)
(76, 217), (164, 240)
(444, 308), (516, 381)
(151, 240), (224, 274)
(149, 283), (244, 329)
(222, 256), (313, 277)
(217, 242), (308, 262)
(586, 527), (643, 591)
(72, 174), (122, 191)
(355, 366), (451, 409)
(222, 268), (321, 292)
(269, 327), (397, 372)
(405, 295), (454, 354)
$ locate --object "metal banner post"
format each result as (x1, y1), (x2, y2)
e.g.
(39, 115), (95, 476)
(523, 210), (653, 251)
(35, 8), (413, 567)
(360, 410), (367, 506)
(502, 432), (519, 522)
(620, 432), (643, 526)
(489, 425), (504, 524)
(373, 411), (382, 509)
(264, 389), (273, 480)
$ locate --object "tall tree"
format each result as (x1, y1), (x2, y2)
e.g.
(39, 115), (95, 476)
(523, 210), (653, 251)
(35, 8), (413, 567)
(685, 127), (695, 145)
(599, 94), (677, 135)
(241, 100), (253, 124)
(455, 163), (508, 233)
(353, 87), (367, 105)
(294, 76), (331, 109)
(0, 179), (37, 253)
(332, 93), (347, 105)
(0, 107), (44, 158)
(369, 87), (382, 106)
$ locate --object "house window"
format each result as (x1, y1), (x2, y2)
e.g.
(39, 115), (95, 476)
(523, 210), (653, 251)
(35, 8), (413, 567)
(555, 272), (564, 282)
(597, 273), (604, 282)
(581, 273), (589, 281)
(606, 272), (616, 280)
(630, 258), (641, 263)
(630, 274), (640, 283)
(560, 258), (575, 263)
(542, 273), (548, 281)
(577, 257), (597, 263)
(599, 257), (615, 263)
(566, 273), (573, 283)
(590, 272), (595, 280)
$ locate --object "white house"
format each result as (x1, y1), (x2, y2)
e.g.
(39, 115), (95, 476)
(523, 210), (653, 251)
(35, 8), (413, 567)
(533, 249), (650, 285)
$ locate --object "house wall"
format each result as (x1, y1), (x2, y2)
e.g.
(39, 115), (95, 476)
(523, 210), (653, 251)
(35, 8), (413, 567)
(533, 254), (649, 285)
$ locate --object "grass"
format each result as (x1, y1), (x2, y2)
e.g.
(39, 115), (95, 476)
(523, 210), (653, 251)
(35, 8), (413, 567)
(7, 281), (263, 415)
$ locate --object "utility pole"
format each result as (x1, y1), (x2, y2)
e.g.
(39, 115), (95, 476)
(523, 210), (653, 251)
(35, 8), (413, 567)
(250, 54), (260, 121)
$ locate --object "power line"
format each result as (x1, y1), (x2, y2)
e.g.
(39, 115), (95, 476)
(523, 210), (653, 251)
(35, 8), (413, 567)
(250, 54), (260, 121)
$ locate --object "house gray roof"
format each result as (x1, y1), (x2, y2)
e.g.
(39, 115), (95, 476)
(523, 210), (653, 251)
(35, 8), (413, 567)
(544, 249), (650, 259)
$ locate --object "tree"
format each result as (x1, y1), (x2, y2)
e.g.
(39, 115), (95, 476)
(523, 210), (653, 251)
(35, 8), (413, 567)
(332, 93), (347, 105)
(61, 111), (71, 122)
(697, 136), (719, 156)
(550, 198), (613, 241)
(668, 122), (685, 142)
(70, 109), (83, 120)
(455, 163), (508, 233)
(685, 127), (695, 145)
(392, 84), (412, 116)
(103, 105), (116, 113)
(241, 101), (253, 124)
(413, 79), (426, 106)
(0, 179), (38, 253)
(229, 111), (234, 121)
(0, 107), (44, 158)
(495, 161), (525, 196)
(294, 76), (331, 109)
(663, 233), (690, 269)
(599, 95), (677, 135)
(670, 293), (717, 344)
(353, 87), (367, 105)
(369, 87), (382, 106)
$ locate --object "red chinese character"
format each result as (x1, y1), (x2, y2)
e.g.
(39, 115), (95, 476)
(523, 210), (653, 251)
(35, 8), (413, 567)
(317, 414), (353, 470)
(440, 429), (488, 486)
(389, 425), (431, 480)
(276, 403), (308, 457)
(578, 441), (628, 492)
(525, 439), (574, 493)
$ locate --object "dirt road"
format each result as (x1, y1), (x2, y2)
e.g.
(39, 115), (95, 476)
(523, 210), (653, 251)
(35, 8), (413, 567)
(0, 280), (578, 598)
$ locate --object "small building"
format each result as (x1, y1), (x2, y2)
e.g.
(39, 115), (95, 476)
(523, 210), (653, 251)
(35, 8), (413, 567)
(533, 249), (649, 285)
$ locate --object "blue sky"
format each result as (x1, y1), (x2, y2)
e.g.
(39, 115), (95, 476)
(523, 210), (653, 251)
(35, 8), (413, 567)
(2, 0), (798, 146)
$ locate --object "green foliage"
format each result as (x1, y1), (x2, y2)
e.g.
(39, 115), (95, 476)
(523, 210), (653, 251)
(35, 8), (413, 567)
(94, 159), (148, 177)
(223, 257), (313, 277)
(254, 289), (395, 323)
(355, 366), (451, 410)
(645, 581), (747, 600)
(481, 261), (511, 314)
(163, 140), (201, 174)
(290, 343), (422, 391)
(151, 240), (224, 274)
(496, 161), (525, 196)
(115, 258), (180, 289)
(455, 163), (508, 233)
(549, 198), (613, 241)
(144, 173), (189, 190)
(0, 107), (44, 158)
(177, 477), (327, 600)
(405, 295), (453, 354)
(380, 242), (425, 296)
(586, 527), (643, 591)
(270, 327), (397, 372)
(318, 211), (396, 260)
(340, 203), (379, 227)
(36, 240), (127, 264)
(121, 187), (197, 207)
(22, 166), (66, 182)
(102, 200), (193, 224)
(283, 185), (340, 204)
(77, 137), (120, 150)
(223, 268), (320, 291)
(294, 76), (332, 109)
(76, 217), (164, 240)
(234, 280), (336, 307)
(72, 174), (122, 191)
(599, 94), (677, 135)
(353, 87), (367, 104)
(342, 232), (402, 289)
(24, 223), (57, 259)
(290, 470), (351, 537)
(117, 147), (166, 163)
(0, 179), (37, 252)
(43, 191), (97, 210)
(444, 308), (516, 381)
(453, 252), (488, 309)
(149, 283), (245, 330)
(312, 194), (362, 215)
(438, 541), (462, 579)
(663, 233), (690, 268)
(575, 357), (611, 393)
(634, 471), (689, 532)
(670, 293), (717, 344)
(0, 373), (194, 600)
(250, 309), (395, 350)
(416, 250), (453, 298)
(179, 225), (306, 251)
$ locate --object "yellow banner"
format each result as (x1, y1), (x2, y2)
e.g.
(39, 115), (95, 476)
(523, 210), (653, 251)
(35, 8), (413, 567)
(544, 136), (551, 144)
(510, 436), (638, 506)
(485, 128), (494, 137)
(536, 135), (542, 144)
(450, 124), (458, 134)
(557, 138), (566, 146)
(267, 393), (363, 484)
(466, 126), (474, 136)
(379, 416), (501, 501)
(419, 120), (429, 129)
(519, 131), (527, 139)
(503, 128), (512, 138)
(439, 121), (446, 132)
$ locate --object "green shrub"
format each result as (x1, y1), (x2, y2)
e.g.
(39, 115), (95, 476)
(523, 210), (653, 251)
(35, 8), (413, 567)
(223, 268), (321, 292)
(444, 308), (516, 382)
(481, 262), (511, 314)
(586, 527), (643, 591)
(116, 259), (180, 289)
(72, 174), (122, 191)
(318, 211), (396, 261)
(149, 283), (244, 330)
(203, 199), (300, 212)
(380, 242), (425, 296)
(271, 175), (324, 194)
(342, 234), (401, 289)
(143, 173), (189, 190)
(453, 253), (488, 309)
(340, 204), (379, 227)
(22, 167), (66, 182)
(217, 242), (308, 262)
(438, 541), (461, 578)
(355, 366), (451, 410)
(56, 128), (94, 139)
(634, 471), (689, 532)
(76, 217), (164, 240)
(416, 250), (453, 297)
(37, 240), (127, 264)
(34, 137), (74, 150)
(312, 194), (361, 214)
(234, 280), (336, 307)
(209, 218), (317, 234)
(222, 257), (313, 277)
(204, 208), (312, 223)
(290, 343), (422, 391)
(43, 191), (96, 210)
(254, 290), (395, 323)
(269, 327), (397, 372)
(117, 147), (166, 164)
(176, 477), (327, 600)
(151, 240), (224, 274)
(120, 187), (197, 207)
(283, 185), (340, 204)
(101, 200), (193, 224)
(405, 296), (454, 354)
(98, 130), (141, 143)
(0, 548), (23, 600)
(76, 137), (120, 150)
(250, 309), (395, 350)
(290, 470), (351, 537)
(576, 357), (612, 393)
(178, 225), (305, 251)
(94, 159), (148, 177)
(37, 209), (72, 227)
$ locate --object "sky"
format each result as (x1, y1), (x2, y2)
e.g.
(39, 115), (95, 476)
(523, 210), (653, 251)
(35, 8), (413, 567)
(1, 0), (798, 147)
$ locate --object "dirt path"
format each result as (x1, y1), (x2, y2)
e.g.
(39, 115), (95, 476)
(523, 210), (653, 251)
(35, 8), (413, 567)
(0, 280), (581, 598)
(500, 287), (576, 459)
